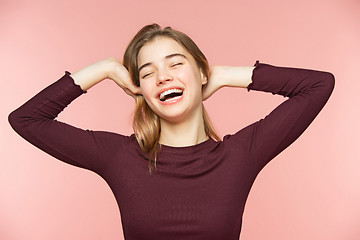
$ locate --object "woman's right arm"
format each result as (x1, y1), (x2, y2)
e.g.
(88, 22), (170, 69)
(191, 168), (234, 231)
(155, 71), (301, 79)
(71, 58), (140, 97)
(8, 58), (140, 174)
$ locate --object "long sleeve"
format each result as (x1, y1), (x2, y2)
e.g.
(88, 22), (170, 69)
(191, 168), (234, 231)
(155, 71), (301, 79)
(227, 61), (335, 170)
(8, 72), (123, 175)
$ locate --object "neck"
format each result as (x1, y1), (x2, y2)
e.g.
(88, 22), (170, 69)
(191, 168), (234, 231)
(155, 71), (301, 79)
(159, 112), (208, 147)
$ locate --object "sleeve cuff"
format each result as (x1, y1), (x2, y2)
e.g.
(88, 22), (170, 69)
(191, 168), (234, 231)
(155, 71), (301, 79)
(247, 60), (260, 92)
(64, 71), (87, 94)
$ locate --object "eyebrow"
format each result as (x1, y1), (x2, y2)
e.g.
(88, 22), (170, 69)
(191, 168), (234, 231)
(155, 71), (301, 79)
(138, 53), (187, 73)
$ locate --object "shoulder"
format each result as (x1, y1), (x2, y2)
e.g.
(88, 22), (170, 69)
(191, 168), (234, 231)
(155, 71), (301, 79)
(89, 130), (137, 151)
(222, 121), (258, 152)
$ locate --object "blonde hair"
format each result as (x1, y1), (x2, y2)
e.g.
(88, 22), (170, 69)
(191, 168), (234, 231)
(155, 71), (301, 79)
(123, 23), (220, 174)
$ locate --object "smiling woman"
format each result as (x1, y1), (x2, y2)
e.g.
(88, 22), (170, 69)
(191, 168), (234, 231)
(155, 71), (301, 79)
(123, 25), (221, 171)
(8, 23), (334, 240)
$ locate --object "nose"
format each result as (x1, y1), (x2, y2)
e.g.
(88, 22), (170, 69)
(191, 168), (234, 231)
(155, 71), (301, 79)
(156, 69), (173, 85)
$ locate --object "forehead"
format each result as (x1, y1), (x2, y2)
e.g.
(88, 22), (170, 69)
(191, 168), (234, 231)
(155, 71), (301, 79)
(137, 37), (190, 65)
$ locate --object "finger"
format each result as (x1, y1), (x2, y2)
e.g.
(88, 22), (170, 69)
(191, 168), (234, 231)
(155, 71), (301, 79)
(128, 85), (142, 96)
(124, 88), (137, 99)
(202, 86), (211, 101)
(202, 94), (210, 101)
(126, 86), (142, 99)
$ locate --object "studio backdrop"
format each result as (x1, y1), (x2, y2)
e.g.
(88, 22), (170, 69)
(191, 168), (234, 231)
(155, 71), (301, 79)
(1, 0), (359, 239)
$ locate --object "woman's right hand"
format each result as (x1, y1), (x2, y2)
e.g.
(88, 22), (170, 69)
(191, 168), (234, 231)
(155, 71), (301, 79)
(106, 58), (141, 99)
(71, 58), (141, 99)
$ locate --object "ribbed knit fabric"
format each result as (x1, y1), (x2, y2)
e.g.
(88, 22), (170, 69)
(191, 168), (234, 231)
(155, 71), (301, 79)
(9, 61), (335, 240)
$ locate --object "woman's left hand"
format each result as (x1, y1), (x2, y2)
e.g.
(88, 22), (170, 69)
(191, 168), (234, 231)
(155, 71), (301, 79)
(202, 66), (226, 101)
(202, 65), (255, 101)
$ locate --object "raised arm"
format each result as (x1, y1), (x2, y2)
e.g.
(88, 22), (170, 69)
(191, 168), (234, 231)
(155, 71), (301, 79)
(208, 61), (335, 170)
(71, 58), (140, 97)
(8, 58), (140, 174)
(202, 65), (255, 100)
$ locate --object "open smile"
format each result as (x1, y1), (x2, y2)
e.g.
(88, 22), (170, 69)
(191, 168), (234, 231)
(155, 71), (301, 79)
(157, 87), (184, 103)
(155, 87), (184, 105)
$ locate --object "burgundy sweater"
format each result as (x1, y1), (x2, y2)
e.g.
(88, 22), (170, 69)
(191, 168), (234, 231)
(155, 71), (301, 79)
(9, 61), (335, 240)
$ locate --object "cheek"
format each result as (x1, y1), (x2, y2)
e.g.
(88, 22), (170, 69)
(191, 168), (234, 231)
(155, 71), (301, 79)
(139, 88), (159, 115)
(139, 81), (150, 95)
(139, 82), (154, 103)
(183, 71), (203, 91)
(188, 64), (203, 82)
(177, 67), (198, 85)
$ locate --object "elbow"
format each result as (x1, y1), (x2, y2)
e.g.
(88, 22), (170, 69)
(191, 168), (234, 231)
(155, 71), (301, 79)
(316, 71), (335, 97)
(324, 72), (335, 97)
(8, 108), (26, 134)
(8, 109), (20, 131)
(325, 72), (335, 92)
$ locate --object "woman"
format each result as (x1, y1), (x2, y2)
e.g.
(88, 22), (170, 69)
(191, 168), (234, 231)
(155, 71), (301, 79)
(9, 23), (335, 240)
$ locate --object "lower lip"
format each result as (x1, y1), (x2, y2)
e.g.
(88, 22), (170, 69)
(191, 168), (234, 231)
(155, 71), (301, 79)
(159, 94), (184, 105)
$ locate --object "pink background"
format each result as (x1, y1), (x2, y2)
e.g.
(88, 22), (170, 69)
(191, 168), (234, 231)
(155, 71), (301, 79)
(1, 0), (359, 239)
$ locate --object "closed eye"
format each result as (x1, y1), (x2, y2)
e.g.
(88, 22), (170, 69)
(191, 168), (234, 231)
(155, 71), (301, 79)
(171, 62), (183, 67)
(141, 63), (183, 78)
(142, 72), (153, 79)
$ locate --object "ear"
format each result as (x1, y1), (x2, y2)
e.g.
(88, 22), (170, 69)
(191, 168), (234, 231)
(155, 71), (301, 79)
(200, 71), (207, 85)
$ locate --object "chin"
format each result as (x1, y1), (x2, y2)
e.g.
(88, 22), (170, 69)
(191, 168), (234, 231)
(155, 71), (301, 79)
(159, 112), (188, 124)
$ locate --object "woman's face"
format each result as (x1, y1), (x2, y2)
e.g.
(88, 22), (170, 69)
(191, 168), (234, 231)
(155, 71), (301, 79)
(137, 37), (207, 123)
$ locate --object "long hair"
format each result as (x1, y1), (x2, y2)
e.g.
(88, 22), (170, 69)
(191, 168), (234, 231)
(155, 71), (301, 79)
(123, 23), (220, 174)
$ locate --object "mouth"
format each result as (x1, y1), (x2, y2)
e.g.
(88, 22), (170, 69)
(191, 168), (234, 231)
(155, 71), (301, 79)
(158, 88), (184, 102)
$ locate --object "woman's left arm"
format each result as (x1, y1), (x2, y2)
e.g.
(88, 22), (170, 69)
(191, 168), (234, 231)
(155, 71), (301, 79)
(204, 61), (335, 170)
(202, 65), (255, 100)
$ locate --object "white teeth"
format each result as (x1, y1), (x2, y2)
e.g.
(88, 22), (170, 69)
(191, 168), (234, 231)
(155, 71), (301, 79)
(164, 95), (181, 102)
(159, 88), (183, 100)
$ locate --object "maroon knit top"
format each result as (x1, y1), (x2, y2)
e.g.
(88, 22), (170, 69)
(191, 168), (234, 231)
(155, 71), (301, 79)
(9, 61), (335, 240)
